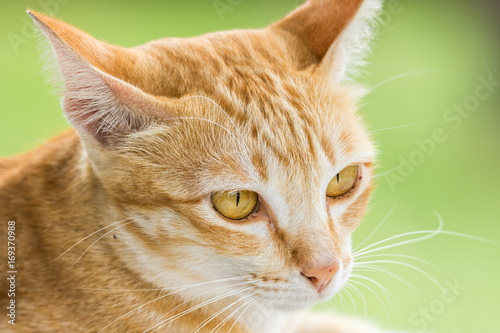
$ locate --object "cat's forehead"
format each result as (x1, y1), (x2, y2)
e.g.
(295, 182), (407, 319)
(134, 30), (313, 98)
(128, 80), (371, 194)
(108, 30), (374, 193)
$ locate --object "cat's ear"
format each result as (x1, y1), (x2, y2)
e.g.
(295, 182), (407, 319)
(28, 10), (168, 146)
(271, 0), (382, 84)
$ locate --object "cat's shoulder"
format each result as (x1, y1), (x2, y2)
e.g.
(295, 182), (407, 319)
(0, 129), (79, 181)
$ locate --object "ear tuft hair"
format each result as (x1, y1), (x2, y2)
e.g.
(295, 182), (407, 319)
(272, 0), (383, 84)
(332, 0), (383, 82)
(28, 10), (167, 146)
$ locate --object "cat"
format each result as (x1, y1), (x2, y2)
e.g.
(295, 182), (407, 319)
(0, 0), (402, 332)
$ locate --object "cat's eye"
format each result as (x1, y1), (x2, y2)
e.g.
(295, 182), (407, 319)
(211, 190), (258, 220)
(326, 165), (358, 198)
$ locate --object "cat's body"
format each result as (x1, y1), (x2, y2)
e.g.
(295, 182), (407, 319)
(0, 0), (400, 332)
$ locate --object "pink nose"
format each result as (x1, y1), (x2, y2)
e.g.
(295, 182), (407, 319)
(301, 262), (339, 293)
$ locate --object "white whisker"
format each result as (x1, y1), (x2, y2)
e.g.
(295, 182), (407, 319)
(99, 278), (250, 332)
(354, 253), (438, 269)
(341, 285), (357, 313)
(190, 292), (255, 333)
(371, 123), (417, 133)
(354, 212), (494, 258)
(148, 287), (252, 333)
(353, 203), (397, 252)
(54, 217), (133, 261)
(77, 275), (252, 293)
(355, 259), (444, 291)
(338, 289), (346, 314)
(348, 277), (390, 320)
(350, 273), (394, 311)
(244, 295), (271, 333)
(168, 116), (246, 151)
(211, 294), (257, 333)
(73, 219), (137, 265)
(187, 95), (247, 148)
(227, 296), (256, 333)
(345, 281), (367, 318)
(365, 69), (438, 95)
(353, 264), (419, 293)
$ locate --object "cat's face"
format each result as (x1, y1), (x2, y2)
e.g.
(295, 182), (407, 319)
(30, 0), (380, 311)
(98, 75), (375, 310)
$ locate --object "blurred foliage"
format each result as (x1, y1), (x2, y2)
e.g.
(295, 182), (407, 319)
(1, 1), (499, 332)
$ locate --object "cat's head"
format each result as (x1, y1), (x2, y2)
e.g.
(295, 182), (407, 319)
(30, 0), (381, 311)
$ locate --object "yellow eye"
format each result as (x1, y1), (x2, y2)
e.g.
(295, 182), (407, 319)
(211, 190), (258, 220)
(326, 165), (358, 198)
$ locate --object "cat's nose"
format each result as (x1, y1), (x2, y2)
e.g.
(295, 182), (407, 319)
(300, 262), (339, 293)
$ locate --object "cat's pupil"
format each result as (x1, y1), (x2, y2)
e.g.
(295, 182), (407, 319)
(236, 191), (240, 207)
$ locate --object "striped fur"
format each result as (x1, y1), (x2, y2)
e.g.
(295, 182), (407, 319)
(0, 1), (396, 332)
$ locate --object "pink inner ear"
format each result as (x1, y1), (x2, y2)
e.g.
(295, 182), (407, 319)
(99, 71), (168, 120)
(28, 9), (172, 145)
(63, 97), (108, 143)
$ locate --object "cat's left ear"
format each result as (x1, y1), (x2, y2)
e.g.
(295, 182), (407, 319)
(271, 0), (382, 84)
(27, 10), (171, 147)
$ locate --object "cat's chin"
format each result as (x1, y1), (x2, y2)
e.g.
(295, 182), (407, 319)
(268, 295), (334, 312)
(260, 289), (341, 313)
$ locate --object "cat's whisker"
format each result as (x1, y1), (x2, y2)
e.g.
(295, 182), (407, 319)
(76, 275), (252, 293)
(354, 259), (444, 291)
(343, 285), (357, 314)
(190, 292), (255, 333)
(350, 274), (394, 312)
(175, 97), (254, 167)
(99, 278), (251, 332)
(54, 217), (134, 261)
(168, 116), (249, 159)
(187, 95), (246, 142)
(226, 296), (257, 333)
(354, 253), (438, 269)
(73, 218), (138, 265)
(244, 294), (271, 333)
(338, 289), (347, 314)
(210, 294), (258, 333)
(345, 281), (367, 319)
(350, 274), (394, 302)
(354, 212), (494, 258)
(373, 167), (399, 179)
(144, 279), (260, 332)
(147, 286), (253, 333)
(190, 293), (244, 333)
(365, 69), (438, 96)
(353, 211), (444, 257)
(348, 277), (390, 320)
(353, 203), (398, 253)
(353, 264), (419, 293)
(370, 123), (417, 133)
(147, 287), (250, 331)
(354, 228), (494, 258)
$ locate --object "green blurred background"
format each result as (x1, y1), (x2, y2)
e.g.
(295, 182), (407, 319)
(1, 0), (499, 332)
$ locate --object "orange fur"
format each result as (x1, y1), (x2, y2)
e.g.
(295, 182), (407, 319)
(0, 1), (392, 332)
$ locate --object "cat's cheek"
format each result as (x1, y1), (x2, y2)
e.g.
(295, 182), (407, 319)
(326, 183), (373, 229)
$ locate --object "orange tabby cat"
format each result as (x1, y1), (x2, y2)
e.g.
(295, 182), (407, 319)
(0, 0), (400, 332)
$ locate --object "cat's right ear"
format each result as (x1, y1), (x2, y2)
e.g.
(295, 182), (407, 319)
(28, 10), (169, 146)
